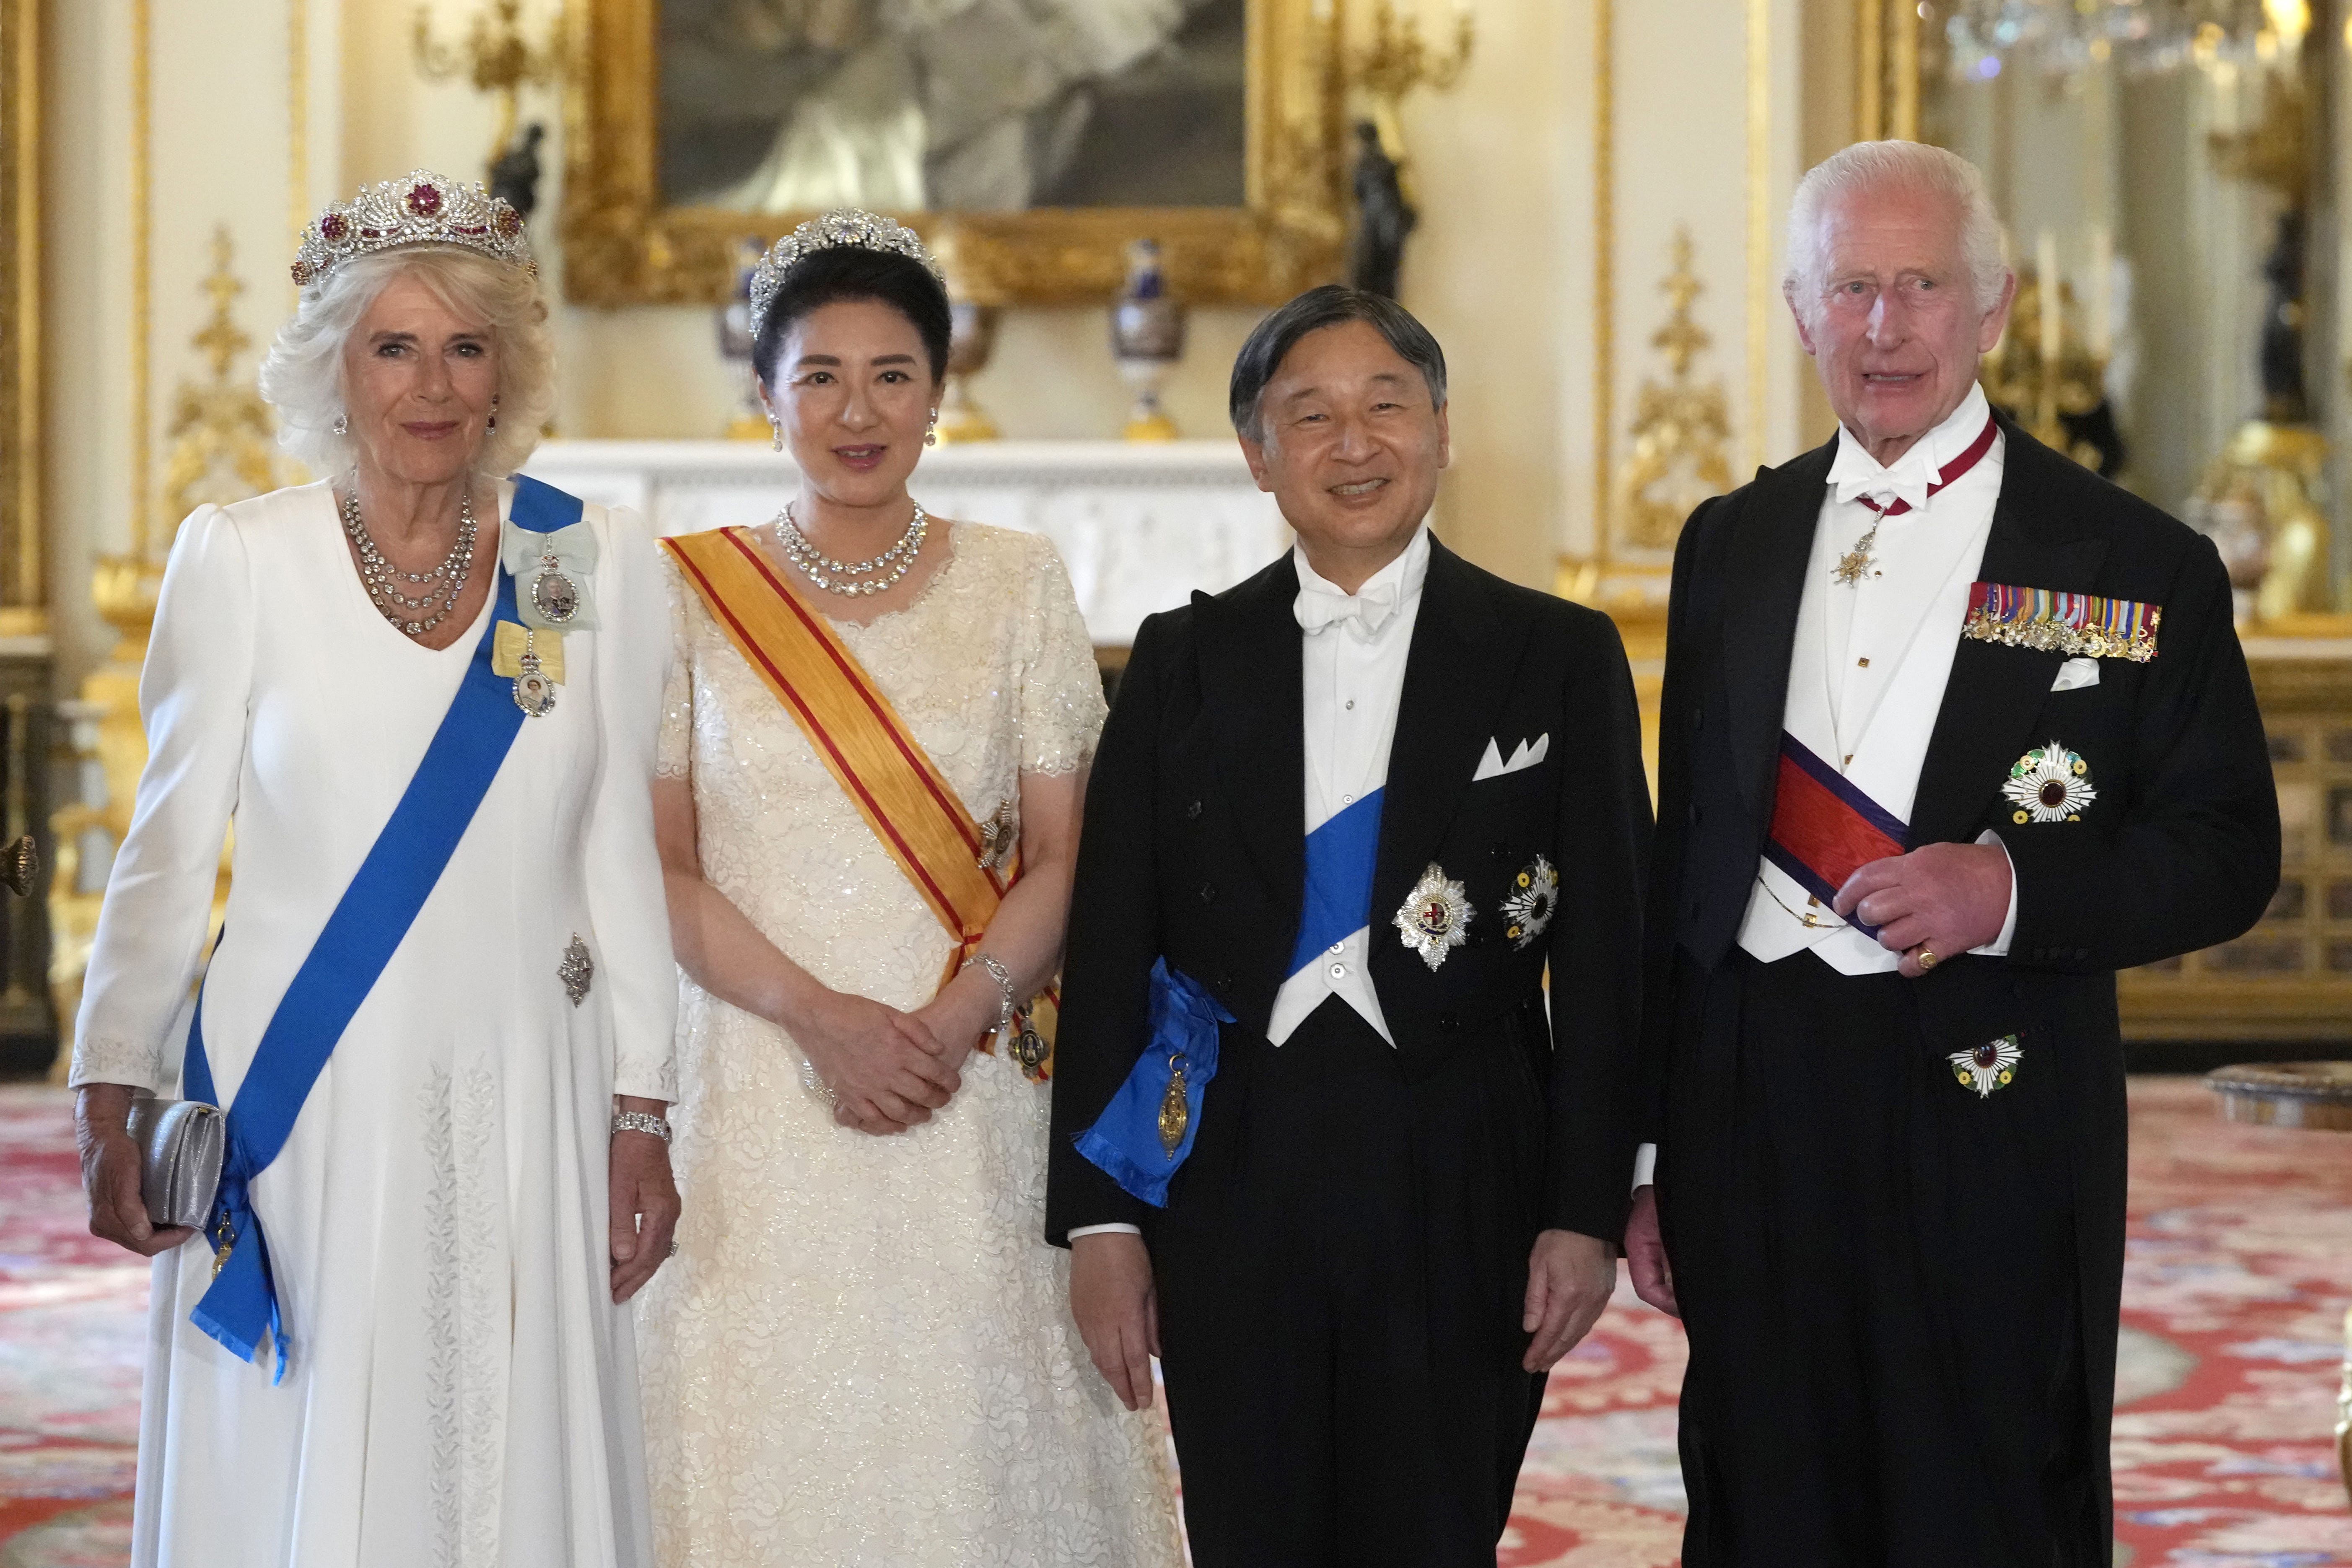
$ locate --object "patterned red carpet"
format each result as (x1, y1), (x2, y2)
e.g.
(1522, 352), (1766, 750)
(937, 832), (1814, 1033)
(4, 1078), (2348, 1567)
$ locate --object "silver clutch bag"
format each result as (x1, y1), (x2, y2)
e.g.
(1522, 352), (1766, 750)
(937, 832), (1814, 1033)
(124, 1093), (226, 1231)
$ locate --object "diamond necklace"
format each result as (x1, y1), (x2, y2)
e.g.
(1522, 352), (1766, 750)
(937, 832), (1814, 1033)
(341, 484), (478, 636)
(775, 502), (928, 598)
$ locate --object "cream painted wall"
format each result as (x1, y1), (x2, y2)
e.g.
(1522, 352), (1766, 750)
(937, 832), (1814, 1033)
(42, 0), (1823, 689)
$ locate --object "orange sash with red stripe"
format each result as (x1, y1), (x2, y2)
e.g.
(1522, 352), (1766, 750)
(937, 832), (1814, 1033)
(663, 526), (1053, 1072)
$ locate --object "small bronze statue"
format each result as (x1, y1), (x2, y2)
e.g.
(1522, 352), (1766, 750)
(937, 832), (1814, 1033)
(489, 123), (547, 223)
(1347, 120), (1418, 300)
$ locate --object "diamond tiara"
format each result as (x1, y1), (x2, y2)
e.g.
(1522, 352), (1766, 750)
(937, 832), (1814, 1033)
(291, 171), (536, 289)
(747, 209), (944, 340)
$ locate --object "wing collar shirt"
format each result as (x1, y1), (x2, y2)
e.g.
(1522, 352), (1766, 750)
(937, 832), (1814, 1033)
(1734, 380), (2018, 975)
(1634, 389), (2021, 1192)
(1265, 523), (1432, 1047)
(1066, 527), (1430, 1243)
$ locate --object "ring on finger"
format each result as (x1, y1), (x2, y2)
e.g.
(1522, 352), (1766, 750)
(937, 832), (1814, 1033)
(1916, 943), (1940, 971)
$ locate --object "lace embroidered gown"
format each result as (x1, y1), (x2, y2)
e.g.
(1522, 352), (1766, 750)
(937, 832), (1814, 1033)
(635, 522), (1183, 1567)
(70, 482), (677, 1568)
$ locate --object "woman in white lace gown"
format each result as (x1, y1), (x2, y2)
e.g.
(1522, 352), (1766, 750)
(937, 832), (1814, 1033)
(634, 213), (1182, 1565)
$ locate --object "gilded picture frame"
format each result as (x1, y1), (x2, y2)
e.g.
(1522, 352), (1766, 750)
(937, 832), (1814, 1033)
(0, 0), (39, 625)
(561, 0), (1348, 308)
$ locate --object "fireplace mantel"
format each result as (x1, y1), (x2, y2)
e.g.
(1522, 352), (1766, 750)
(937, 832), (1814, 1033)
(525, 439), (1291, 646)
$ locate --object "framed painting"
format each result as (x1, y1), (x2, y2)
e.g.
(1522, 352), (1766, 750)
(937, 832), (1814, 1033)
(561, 0), (1349, 306)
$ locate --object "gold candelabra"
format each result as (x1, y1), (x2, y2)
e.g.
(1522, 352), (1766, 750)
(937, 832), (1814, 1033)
(413, 0), (566, 163)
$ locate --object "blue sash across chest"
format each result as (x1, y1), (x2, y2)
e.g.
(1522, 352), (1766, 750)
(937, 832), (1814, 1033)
(182, 474), (585, 1378)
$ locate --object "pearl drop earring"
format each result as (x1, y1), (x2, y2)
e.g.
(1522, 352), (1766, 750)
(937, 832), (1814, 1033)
(925, 408), (939, 448)
(770, 419), (784, 453)
(332, 413), (348, 436)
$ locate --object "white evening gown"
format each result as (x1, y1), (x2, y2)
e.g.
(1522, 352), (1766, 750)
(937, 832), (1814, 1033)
(70, 479), (677, 1568)
(635, 521), (1184, 1567)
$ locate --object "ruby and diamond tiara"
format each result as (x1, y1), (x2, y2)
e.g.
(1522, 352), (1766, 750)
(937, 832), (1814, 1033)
(747, 209), (944, 339)
(290, 171), (535, 288)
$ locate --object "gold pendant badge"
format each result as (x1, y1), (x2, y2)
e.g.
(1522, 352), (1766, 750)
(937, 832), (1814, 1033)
(1157, 1056), (1189, 1158)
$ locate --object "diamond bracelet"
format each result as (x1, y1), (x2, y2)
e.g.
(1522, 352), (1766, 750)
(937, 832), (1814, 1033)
(611, 1110), (672, 1143)
(965, 953), (1016, 1033)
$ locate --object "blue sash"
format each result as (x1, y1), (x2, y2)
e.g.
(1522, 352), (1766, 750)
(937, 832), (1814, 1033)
(1285, 787), (1384, 976)
(1073, 958), (1234, 1208)
(182, 475), (585, 1379)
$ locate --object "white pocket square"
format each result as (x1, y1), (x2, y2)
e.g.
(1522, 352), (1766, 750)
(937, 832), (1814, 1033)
(2051, 657), (2100, 692)
(1473, 733), (1549, 782)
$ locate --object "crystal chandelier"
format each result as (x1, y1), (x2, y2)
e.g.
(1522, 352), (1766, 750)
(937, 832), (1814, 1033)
(1933, 0), (2307, 78)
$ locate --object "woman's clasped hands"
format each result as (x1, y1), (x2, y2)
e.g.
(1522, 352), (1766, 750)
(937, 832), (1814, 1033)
(791, 985), (971, 1135)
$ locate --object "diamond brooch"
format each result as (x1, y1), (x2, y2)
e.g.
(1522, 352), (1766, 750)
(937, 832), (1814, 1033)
(559, 935), (594, 1006)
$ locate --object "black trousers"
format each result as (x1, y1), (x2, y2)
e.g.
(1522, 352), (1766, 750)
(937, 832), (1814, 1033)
(1150, 997), (1549, 1568)
(1663, 951), (2098, 1568)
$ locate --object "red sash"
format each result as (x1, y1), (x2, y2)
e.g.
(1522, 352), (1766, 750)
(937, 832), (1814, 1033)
(1762, 734), (1907, 938)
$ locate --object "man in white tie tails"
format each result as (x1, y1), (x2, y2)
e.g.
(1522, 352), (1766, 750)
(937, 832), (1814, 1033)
(1629, 141), (2278, 1565)
(1046, 285), (1653, 1565)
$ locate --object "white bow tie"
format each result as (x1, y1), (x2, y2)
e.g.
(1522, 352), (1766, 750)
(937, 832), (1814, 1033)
(1295, 580), (1400, 640)
(1831, 450), (1936, 513)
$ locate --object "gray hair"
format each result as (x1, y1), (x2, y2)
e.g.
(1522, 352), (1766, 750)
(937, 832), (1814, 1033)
(259, 246), (555, 477)
(1783, 140), (2009, 322)
(1229, 284), (1448, 442)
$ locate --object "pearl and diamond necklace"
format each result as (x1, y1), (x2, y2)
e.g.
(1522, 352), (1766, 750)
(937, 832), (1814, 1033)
(775, 501), (928, 598)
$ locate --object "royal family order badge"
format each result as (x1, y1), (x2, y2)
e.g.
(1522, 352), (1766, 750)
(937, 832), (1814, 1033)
(1949, 1034), (2023, 1098)
(2002, 740), (2097, 824)
(1395, 864), (1472, 972)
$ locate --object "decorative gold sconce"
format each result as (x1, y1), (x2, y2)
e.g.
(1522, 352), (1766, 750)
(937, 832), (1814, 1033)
(1342, 0), (1476, 182)
(412, 0), (566, 164)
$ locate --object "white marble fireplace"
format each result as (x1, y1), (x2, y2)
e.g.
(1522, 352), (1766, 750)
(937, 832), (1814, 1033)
(524, 439), (1291, 646)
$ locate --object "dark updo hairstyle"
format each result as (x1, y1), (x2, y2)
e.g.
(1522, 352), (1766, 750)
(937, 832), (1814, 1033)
(750, 246), (953, 392)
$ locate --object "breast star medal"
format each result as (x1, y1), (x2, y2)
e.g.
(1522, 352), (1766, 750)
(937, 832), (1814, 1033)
(1950, 1034), (2023, 1098)
(976, 799), (1018, 872)
(513, 628), (557, 718)
(1501, 856), (1560, 951)
(558, 934), (594, 1006)
(2001, 740), (2097, 824)
(1395, 863), (1473, 972)
(1157, 1055), (1189, 1157)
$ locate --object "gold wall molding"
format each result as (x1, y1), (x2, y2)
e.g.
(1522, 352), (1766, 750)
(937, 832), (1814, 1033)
(1620, 228), (1733, 552)
(288, 0), (307, 276)
(130, 0), (153, 561)
(1746, 0), (1773, 474)
(1585, 0), (1615, 582)
(162, 229), (281, 524)
(559, 0), (1348, 308)
(1856, 0), (1919, 142)
(0, 0), (42, 631)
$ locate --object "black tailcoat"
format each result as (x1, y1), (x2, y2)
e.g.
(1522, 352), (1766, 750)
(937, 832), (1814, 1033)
(1644, 419), (2279, 1566)
(1048, 537), (1652, 1561)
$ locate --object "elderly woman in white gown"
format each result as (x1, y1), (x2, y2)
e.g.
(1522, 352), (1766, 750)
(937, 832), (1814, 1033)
(68, 172), (678, 1568)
